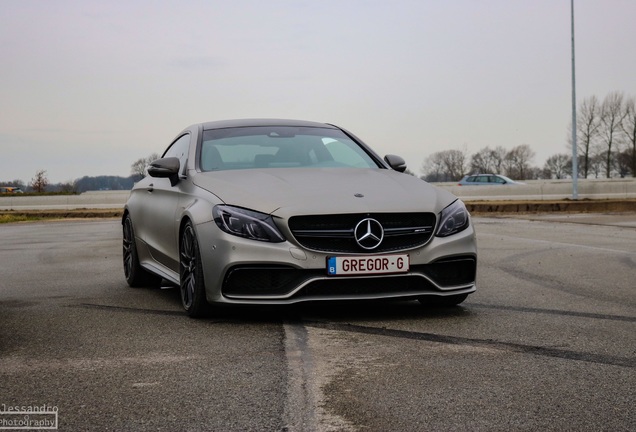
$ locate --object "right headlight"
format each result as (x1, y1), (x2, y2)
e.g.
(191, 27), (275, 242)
(213, 205), (285, 243)
(435, 199), (469, 237)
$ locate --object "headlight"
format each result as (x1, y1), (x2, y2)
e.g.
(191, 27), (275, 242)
(436, 200), (469, 237)
(213, 205), (285, 243)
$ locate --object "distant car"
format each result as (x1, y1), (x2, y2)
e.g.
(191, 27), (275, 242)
(0, 186), (23, 193)
(123, 119), (477, 317)
(458, 174), (523, 186)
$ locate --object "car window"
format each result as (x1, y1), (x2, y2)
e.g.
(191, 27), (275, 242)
(163, 134), (190, 175)
(322, 139), (378, 168)
(491, 176), (505, 184)
(199, 126), (380, 171)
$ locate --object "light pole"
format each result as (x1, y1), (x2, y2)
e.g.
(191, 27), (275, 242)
(571, 0), (579, 198)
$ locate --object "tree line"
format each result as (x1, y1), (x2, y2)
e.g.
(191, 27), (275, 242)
(422, 144), (538, 182)
(572, 91), (635, 179)
(0, 152), (156, 194)
(0, 155), (160, 193)
(1, 171), (141, 194)
(5, 100), (636, 193)
(421, 91), (636, 182)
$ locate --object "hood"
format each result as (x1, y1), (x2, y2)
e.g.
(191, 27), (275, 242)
(193, 168), (456, 218)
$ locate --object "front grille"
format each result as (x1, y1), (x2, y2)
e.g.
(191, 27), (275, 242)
(288, 213), (436, 253)
(421, 257), (476, 286)
(222, 265), (323, 296)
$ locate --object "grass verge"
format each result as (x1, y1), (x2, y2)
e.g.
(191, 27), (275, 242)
(0, 214), (42, 224)
(0, 209), (123, 224)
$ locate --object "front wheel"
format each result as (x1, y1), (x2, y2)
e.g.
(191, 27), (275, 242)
(418, 294), (468, 308)
(180, 221), (209, 318)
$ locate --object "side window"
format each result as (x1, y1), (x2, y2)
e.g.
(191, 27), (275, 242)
(163, 134), (190, 176)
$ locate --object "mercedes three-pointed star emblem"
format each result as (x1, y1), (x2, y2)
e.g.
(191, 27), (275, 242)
(354, 218), (384, 250)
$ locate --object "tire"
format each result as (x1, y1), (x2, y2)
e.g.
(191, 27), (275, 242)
(122, 214), (161, 288)
(179, 221), (209, 318)
(418, 293), (468, 308)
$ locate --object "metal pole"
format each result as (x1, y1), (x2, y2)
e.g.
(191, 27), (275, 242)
(571, 0), (579, 198)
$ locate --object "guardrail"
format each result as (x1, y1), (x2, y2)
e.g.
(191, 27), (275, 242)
(440, 178), (636, 201)
(0, 191), (131, 210)
(1, 179), (635, 210)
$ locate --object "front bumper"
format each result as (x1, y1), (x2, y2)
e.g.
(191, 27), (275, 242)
(196, 219), (477, 305)
(222, 257), (476, 301)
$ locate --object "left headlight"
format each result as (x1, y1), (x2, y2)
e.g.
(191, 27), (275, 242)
(435, 199), (470, 237)
(213, 205), (285, 243)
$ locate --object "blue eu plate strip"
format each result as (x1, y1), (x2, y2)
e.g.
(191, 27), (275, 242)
(327, 257), (337, 275)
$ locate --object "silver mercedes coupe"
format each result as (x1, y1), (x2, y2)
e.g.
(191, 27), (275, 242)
(122, 119), (477, 317)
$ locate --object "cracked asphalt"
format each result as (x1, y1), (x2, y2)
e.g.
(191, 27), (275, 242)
(0, 215), (634, 431)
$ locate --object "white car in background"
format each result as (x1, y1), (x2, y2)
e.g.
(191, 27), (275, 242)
(458, 174), (524, 185)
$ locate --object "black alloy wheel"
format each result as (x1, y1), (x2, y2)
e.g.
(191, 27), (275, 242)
(180, 221), (209, 318)
(123, 214), (161, 287)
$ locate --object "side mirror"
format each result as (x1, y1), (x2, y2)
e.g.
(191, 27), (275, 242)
(384, 154), (407, 173)
(148, 157), (180, 186)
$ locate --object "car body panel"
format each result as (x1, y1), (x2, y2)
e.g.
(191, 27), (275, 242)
(124, 119), (477, 309)
(194, 217), (476, 304)
(192, 167), (456, 216)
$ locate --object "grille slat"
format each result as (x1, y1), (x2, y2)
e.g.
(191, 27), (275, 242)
(288, 213), (437, 253)
(293, 229), (353, 238)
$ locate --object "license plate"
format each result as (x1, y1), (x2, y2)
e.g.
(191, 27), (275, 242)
(327, 254), (409, 276)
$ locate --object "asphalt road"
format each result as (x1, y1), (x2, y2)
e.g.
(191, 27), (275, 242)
(0, 216), (634, 431)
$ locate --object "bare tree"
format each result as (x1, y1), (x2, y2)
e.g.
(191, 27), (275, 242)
(131, 153), (160, 177)
(504, 144), (535, 180)
(526, 167), (544, 180)
(470, 148), (493, 173)
(469, 146), (507, 174)
(421, 148), (468, 182)
(621, 96), (636, 177)
(30, 169), (49, 193)
(421, 153), (446, 182)
(616, 149), (632, 177)
(588, 153), (604, 178)
(58, 179), (78, 193)
(543, 154), (571, 179)
(489, 146), (507, 174)
(598, 91), (627, 178)
(440, 149), (468, 181)
(569, 95), (600, 178)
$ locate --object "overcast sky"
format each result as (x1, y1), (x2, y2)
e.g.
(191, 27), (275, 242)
(1, 0), (635, 184)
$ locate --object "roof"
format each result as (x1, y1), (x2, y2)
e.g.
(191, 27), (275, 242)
(200, 118), (337, 130)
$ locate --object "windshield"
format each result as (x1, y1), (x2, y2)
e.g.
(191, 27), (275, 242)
(199, 126), (380, 171)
